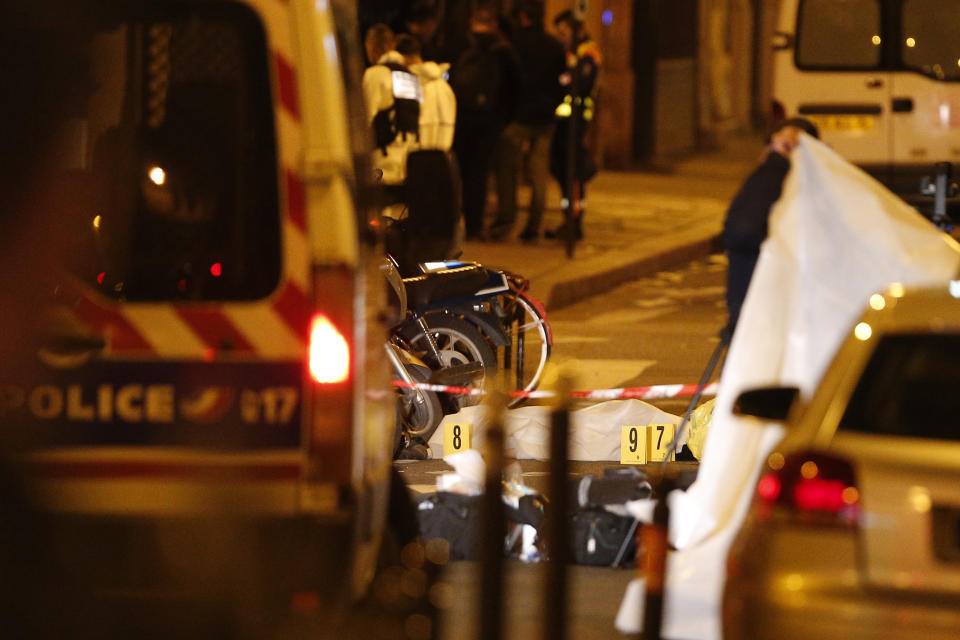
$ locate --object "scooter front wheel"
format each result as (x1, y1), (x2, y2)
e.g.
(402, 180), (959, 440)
(400, 313), (497, 410)
(396, 363), (443, 443)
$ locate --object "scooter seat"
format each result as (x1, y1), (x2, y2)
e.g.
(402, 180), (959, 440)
(403, 265), (491, 309)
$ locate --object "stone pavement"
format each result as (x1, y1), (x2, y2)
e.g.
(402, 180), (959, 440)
(459, 135), (763, 309)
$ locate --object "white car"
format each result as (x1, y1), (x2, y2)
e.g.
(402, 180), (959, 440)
(723, 283), (960, 640)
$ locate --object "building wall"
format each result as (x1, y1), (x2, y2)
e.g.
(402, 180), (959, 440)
(697, 0), (757, 146)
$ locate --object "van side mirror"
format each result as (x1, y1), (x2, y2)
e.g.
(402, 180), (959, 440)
(733, 387), (799, 421)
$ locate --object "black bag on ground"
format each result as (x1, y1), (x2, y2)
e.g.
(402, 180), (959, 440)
(416, 492), (481, 561)
(415, 490), (546, 561)
(567, 467), (652, 567)
(570, 507), (637, 567)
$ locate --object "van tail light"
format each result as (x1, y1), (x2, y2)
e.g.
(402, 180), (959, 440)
(755, 450), (860, 526)
(304, 267), (356, 484)
(309, 315), (350, 384)
(771, 100), (786, 131)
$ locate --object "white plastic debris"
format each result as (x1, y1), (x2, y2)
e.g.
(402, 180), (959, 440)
(439, 448), (485, 494)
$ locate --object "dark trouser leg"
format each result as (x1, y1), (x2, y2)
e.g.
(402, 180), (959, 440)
(493, 123), (523, 233)
(575, 181), (586, 235)
(524, 122), (554, 235)
(558, 181), (585, 239)
(455, 125), (485, 237)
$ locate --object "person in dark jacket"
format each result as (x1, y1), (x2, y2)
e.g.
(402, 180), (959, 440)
(450, 3), (521, 239)
(488, 1), (566, 242)
(398, 1), (442, 63)
(723, 117), (820, 334)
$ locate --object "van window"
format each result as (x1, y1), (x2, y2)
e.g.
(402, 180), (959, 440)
(65, 4), (280, 302)
(838, 333), (960, 440)
(902, 0), (960, 81)
(796, 0), (882, 69)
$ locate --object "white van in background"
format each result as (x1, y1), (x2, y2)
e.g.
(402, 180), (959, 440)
(772, 0), (960, 207)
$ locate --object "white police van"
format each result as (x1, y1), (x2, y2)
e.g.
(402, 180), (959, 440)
(2, 0), (397, 630)
(773, 0), (960, 205)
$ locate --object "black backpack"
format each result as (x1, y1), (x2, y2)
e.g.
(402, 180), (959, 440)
(373, 61), (421, 153)
(450, 46), (502, 114)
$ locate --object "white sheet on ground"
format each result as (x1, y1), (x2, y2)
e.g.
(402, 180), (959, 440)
(617, 134), (960, 638)
(428, 399), (681, 460)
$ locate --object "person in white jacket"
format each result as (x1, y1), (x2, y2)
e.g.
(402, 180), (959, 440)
(362, 24), (420, 186)
(396, 34), (464, 261)
(396, 34), (456, 152)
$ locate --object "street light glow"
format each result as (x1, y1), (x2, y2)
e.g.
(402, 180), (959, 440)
(906, 37), (916, 48)
(148, 166), (167, 186)
(872, 35), (881, 46)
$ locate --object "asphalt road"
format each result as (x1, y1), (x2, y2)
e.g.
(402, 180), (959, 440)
(395, 255), (728, 640)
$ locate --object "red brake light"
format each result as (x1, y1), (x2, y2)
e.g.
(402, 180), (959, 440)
(756, 450), (859, 525)
(309, 314), (351, 384)
(757, 474), (781, 502)
(793, 477), (850, 513)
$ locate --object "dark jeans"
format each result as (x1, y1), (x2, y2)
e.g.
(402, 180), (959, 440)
(493, 121), (555, 235)
(453, 118), (502, 237)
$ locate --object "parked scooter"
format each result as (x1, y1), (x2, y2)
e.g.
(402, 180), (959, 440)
(396, 259), (552, 408)
(383, 257), (485, 458)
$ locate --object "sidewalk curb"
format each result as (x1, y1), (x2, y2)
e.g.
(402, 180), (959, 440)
(544, 231), (723, 310)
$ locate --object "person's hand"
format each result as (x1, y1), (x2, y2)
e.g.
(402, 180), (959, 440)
(768, 126), (803, 158)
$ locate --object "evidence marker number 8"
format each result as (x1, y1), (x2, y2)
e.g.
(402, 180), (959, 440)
(444, 422), (472, 454)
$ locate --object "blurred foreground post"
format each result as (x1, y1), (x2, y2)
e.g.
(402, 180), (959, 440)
(544, 374), (573, 640)
(479, 391), (508, 640)
(641, 475), (673, 640)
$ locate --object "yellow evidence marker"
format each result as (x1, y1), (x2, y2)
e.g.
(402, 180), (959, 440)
(647, 423), (677, 462)
(444, 422), (472, 454)
(620, 425), (648, 464)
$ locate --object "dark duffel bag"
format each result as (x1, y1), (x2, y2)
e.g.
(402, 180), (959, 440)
(416, 491), (481, 561)
(569, 506), (637, 567)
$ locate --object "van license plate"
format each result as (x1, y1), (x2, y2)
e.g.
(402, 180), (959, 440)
(807, 114), (876, 133)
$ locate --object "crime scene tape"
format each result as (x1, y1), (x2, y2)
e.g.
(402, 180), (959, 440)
(391, 380), (719, 401)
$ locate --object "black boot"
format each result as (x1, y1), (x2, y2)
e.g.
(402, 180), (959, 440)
(545, 219), (582, 240)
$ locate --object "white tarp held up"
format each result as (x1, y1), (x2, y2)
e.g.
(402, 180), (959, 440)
(428, 399), (681, 460)
(617, 134), (960, 639)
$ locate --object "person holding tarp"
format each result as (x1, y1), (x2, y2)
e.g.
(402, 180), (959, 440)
(722, 118), (819, 334)
(617, 129), (960, 640)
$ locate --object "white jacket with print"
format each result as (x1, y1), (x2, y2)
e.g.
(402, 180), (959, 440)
(362, 51), (415, 185)
(409, 61), (456, 152)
